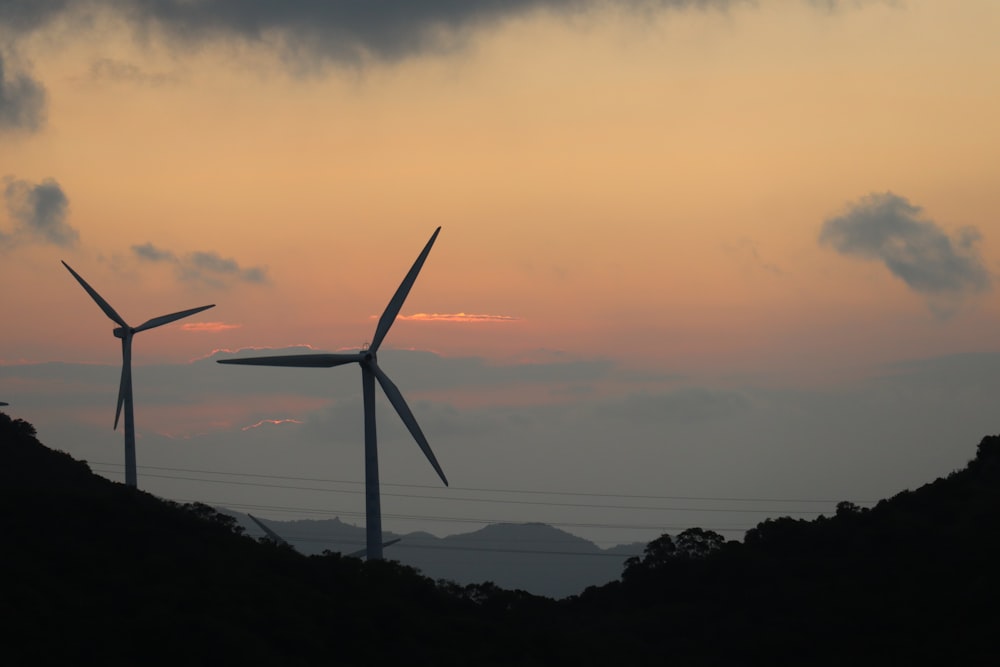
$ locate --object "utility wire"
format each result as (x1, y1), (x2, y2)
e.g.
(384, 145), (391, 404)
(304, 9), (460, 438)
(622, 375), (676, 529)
(128, 471), (829, 515)
(89, 460), (872, 508)
(173, 498), (759, 534)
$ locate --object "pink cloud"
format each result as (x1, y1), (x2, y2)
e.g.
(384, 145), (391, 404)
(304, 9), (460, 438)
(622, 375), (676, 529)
(181, 322), (242, 332)
(241, 418), (305, 431)
(395, 313), (520, 323)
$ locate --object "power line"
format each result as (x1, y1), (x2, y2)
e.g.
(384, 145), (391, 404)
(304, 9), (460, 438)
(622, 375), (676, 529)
(89, 460), (871, 507)
(125, 470), (830, 515)
(172, 498), (758, 535)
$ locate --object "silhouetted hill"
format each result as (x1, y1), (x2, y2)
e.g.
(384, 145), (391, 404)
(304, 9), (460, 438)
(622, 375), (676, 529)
(0, 413), (548, 665)
(229, 512), (644, 598)
(571, 434), (1000, 665)
(4, 410), (1000, 665)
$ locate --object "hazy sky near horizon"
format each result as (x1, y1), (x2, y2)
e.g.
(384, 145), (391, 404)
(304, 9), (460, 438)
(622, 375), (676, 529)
(2, 0), (999, 546)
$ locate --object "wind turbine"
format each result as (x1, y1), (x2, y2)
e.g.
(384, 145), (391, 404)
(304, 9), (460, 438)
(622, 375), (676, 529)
(247, 513), (292, 547)
(218, 227), (445, 560)
(248, 513), (402, 558)
(62, 261), (215, 488)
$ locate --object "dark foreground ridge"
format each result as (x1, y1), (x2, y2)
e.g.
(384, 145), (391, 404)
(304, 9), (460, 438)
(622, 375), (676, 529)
(2, 410), (999, 665)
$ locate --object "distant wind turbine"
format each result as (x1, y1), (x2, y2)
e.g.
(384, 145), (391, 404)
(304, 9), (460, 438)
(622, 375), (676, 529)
(218, 227), (446, 560)
(62, 261), (215, 488)
(247, 513), (292, 547)
(247, 513), (400, 557)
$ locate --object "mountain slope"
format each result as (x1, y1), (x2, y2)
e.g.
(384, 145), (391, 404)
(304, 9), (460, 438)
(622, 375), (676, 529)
(0, 413), (536, 665)
(571, 434), (1000, 665)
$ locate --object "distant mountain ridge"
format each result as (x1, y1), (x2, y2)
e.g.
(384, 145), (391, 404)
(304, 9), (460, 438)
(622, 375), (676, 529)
(228, 513), (644, 598)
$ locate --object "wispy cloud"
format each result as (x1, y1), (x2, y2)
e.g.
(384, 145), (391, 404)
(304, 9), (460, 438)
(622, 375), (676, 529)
(89, 58), (178, 87)
(396, 313), (520, 323)
(820, 191), (991, 316)
(1, 176), (76, 249)
(181, 322), (242, 333)
(196, 344), (323, 362)
(0, 53), (46, 133)
(241, 418), (305, 432)
(132, 242), (270, 287)
(132, 242), (176, 262)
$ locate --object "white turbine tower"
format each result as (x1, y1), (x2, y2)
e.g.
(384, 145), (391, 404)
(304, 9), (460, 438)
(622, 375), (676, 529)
(218, 227), (445, 560)
(62, 261), (215, 488)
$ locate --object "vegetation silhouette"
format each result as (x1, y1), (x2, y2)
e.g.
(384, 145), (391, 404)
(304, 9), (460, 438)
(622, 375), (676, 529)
(2, 410), (998, 665)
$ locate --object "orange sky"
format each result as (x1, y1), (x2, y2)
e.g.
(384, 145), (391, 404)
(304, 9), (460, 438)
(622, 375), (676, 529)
(3, 2), (996, 376)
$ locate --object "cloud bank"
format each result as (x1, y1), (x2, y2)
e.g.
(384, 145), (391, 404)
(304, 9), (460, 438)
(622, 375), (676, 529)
(4, 347), (998, 545)
(2, 1), (735, 66)
(132, 242), (270, 287)
(0, 0), (885, 132)
(1, 176), (76, 248)
(819, 192), (991, 315)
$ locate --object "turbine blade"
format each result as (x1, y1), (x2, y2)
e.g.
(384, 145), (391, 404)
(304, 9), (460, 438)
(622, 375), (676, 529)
(247, 514), (290, 546)
(114, 363), (126, 430)
(134, 304), (215, 333)
(370, 227), (441, 352)
(347, 538), (401, 559)
(61, 261), (128, 328)
(113, 336), (132, 431)
(217, 353), (363, 368)
(372, 364), (448, 486)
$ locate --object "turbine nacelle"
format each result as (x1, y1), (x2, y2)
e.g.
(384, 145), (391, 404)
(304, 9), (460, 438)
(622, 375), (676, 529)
(113, 327), (130, 339)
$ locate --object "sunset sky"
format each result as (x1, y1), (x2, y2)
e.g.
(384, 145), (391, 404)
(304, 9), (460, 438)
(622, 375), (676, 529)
(2, 0), (998, 547)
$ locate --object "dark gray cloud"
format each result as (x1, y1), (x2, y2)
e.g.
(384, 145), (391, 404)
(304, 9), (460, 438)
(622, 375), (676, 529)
(819, 192), (990, 313)
(1, 176), (76, 248)
(0, 0), (877, 127)
(132, 242), (269, 286)
(132, 241), (176, 262)
(0, 52), (45, 132)
(1, 1), (749, 68)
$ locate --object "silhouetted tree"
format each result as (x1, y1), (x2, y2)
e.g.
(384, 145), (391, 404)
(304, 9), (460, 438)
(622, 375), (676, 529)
(183, 501), (245, 535)
(622, 532), (675, 580)
(673, 527), (725, 559)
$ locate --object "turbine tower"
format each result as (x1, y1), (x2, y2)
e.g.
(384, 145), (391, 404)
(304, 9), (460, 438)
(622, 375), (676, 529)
(218, 227), (445, 560)
(62, 261), (215, 488)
